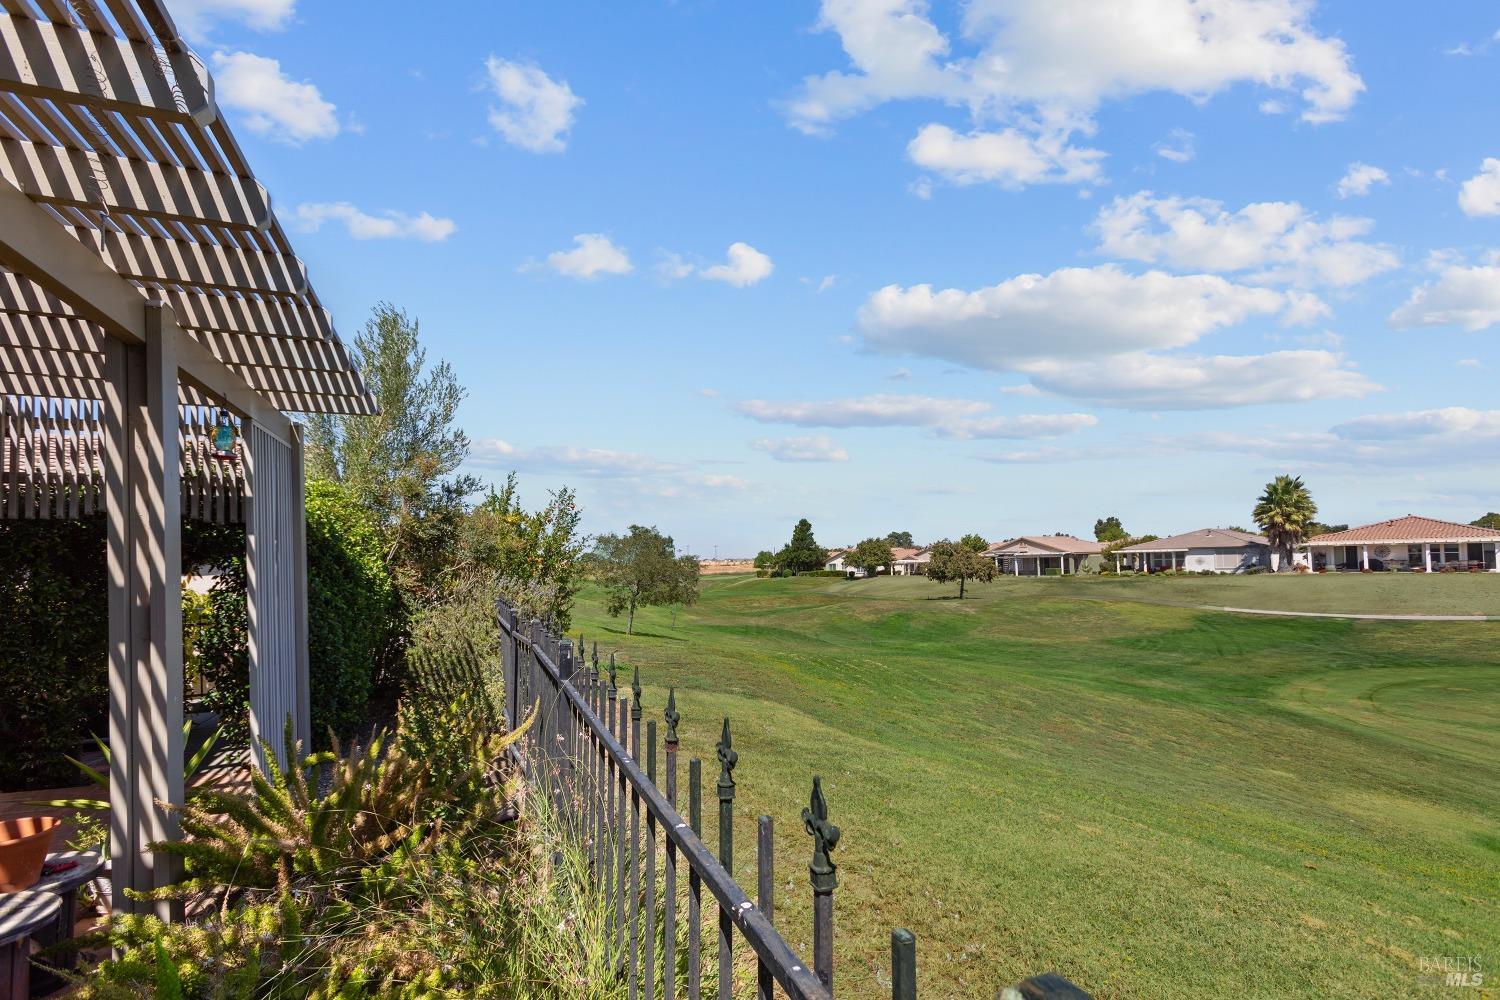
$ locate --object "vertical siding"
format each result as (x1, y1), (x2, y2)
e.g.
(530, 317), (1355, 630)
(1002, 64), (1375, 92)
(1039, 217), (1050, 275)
(246, 423), (300, 769)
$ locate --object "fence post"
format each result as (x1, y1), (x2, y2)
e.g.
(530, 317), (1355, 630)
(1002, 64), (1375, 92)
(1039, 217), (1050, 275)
(645, 720), (658, 1000)
(663, 690), (680, 1000)
(557, 640), (576, 829)
(757, 815), (775, 1000)
(891, 929), (916, 1000)
(507, 606), (520, 730)
(689, 758), (703, 1000)
(716, 718), (738, 999)
(804, 775), (840, 993)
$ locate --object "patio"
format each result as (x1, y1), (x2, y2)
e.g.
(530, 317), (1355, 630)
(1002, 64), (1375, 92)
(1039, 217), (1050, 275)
(0, 0), (372, 941)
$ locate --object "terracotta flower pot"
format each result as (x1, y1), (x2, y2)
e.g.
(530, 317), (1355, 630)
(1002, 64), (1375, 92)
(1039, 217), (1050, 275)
(0, 816), (60, 892)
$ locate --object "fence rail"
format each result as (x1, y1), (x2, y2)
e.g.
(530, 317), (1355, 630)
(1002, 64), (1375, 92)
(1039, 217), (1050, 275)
(498, 599), (1090, 999)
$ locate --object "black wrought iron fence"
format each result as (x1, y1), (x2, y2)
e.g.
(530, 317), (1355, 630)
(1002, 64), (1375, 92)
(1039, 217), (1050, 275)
(497, 599), (1090, 1000)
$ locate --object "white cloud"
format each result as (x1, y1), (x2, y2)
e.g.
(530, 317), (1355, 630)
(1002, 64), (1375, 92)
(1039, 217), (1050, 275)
(700, 243), (774, 287)
(751, 435), (851, 462)
(1000, 383), (1042, 396)
(1458, 358), (1484, 369)
(1092, 192), (1399, 287)
(817, 275), (837, 293)
(471, 439), (747, 497)
(173, 0), (294, 39)
(858, 264), (1321, 372)
(1332, 407), (1500, 442)
(655, 252), (696, 280)
(1335, 162), (1389, 198)
(735, 393), (1096, 438)
(907, 123), (1104, 189)
(786, 0), (1362, 187)
(1153, 128), (1195, 163)
(1458, 158), (1500, 217)
(1389, 264), (1500, 332)
(210, 51), (338, 144)
(293, 202), (456, 242)
(1020, 350), (1378, 409)
(697, 388), (720, 397)
(484, 57), (582, 154)
(544, 234), (632, 279)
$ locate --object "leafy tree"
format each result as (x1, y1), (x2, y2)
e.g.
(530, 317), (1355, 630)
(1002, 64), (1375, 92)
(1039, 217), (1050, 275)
(959, 533), (988, 553)
(666, 554), (702, 627)
(1094, 516), (1128, 542)
(927, 539), (998, 598)
(1253, 475), (1319, 570)
(849, 537), (894, 577)
(306, 303), (479, 611)
(594, 526), (686, 634)
(1473, 513), (1500, 530)
(1307, 522), (1348, 537)
(885, 530), (914, 548)
(753, 550), (776, 570)
(777, 518), (825, 575)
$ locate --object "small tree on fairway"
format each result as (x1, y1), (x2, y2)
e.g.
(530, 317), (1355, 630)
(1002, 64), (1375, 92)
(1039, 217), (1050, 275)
(850, 537), (894, 577)
(927, 539), (997, 598)
(1253, 475), (1318, 571)
(594, 525), (682, 634)
(1094, 516), (1127, 543)
(777, 518), (825, 574)
(885, 530), (914, 548)
(753, 550), (776, 570)
(666, 554), (701, 627)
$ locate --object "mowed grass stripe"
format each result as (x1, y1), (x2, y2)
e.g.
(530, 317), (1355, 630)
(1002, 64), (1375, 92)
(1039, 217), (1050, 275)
(573, 574), (1499, 999)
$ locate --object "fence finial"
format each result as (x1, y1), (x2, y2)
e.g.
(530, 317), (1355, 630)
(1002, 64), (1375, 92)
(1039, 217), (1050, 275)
(664, 687), (680, 746)
(631, 664), (643, 721)
(716, 717), (737, 795)
(804, 776), (840, 893)
(592, 640), (599, 671)
(608, 652), (618, 694)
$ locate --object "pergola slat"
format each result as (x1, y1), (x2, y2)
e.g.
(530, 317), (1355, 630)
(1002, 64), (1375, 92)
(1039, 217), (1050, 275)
(69, 225), (308, 296)
(0, 13), (213, 126)
(0, 136), (270, 229)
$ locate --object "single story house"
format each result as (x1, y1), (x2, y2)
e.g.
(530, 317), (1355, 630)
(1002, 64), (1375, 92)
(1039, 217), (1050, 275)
(986, 535), (1104, 575)
(824, 548), (853, 574)
(829, 545), (925, 577)
(1117, 528), (1270, 573)
(891, 547), (929, 575)
(1299, 515), (1500, 571)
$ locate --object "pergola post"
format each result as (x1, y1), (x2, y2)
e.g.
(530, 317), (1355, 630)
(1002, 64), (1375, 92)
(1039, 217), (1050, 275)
(103, 302), (184, 918)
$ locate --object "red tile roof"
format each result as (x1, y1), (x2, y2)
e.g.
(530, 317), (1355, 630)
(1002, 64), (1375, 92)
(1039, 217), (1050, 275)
(1305, 515), (1500, 545)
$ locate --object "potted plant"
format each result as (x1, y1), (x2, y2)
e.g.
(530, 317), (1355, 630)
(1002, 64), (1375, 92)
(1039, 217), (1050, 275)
(0, 816), (61, 891)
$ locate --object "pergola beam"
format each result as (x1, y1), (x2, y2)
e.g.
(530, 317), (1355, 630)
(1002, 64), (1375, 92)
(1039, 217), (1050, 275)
(70, 227), (308, 297)
(0, 136), (270, 230)
(0, 13), (213, 127)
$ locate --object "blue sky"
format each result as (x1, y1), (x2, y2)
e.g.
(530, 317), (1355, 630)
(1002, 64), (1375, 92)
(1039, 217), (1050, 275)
(184, 0), (1500, 556)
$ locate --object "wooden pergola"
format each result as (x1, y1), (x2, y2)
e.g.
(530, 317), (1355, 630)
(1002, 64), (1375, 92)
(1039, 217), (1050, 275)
(0, 0), (374, 916)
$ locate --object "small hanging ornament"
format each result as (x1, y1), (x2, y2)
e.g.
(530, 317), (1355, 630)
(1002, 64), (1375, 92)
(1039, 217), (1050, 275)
(211, 408), (238, 461)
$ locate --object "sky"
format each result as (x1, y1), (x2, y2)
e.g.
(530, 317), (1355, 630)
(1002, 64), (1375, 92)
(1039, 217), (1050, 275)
(181, 0), (1500, 557)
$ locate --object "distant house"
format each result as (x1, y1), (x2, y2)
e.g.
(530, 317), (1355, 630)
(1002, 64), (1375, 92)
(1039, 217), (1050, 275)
(824, 548), (853, 574)
(891, 547), (929, 575)
(1299, 515), (1500, 571)
(1117, 528), (1270, 573)
(986, 535), (1103, 575)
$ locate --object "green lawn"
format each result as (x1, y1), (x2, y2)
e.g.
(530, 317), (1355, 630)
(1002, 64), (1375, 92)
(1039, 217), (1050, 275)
(1063, 570), (1500, 617)
(572, 574), (1500, 999)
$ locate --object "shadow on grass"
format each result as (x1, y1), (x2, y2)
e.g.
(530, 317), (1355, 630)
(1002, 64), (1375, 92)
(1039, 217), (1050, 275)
(598, 625), (688, 642)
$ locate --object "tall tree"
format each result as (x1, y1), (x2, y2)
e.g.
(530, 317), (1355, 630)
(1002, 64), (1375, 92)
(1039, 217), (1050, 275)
(849, 537), (894, 577)
(885, 530), (914, 548)
(1094, 516), (1127, 542)
(306, 303), (478, 606)
(1473, 513), (1500, 530)
(666, 554), (702, 627)
(1253, 475), (1319, 570)
(927, 539), (998, 598)
(594, 525), (684, 634)
(777, 518), (825, 574)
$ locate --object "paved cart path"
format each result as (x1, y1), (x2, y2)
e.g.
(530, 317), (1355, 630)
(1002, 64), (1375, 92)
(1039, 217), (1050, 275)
(1204, 605), (1499, 621)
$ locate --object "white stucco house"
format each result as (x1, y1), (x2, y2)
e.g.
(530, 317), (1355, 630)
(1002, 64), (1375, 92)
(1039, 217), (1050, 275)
(1299, 515), (1500, 571)
(1117, 528), (1270, 573)
(986, 535), (1104, 575)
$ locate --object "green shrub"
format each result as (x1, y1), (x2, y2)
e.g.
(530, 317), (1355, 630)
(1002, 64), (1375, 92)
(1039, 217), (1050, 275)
(0, 516), (108, 791)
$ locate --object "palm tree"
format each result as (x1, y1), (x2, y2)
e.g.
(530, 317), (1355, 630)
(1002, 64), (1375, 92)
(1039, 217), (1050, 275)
(1253, 474), (1318, 571)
